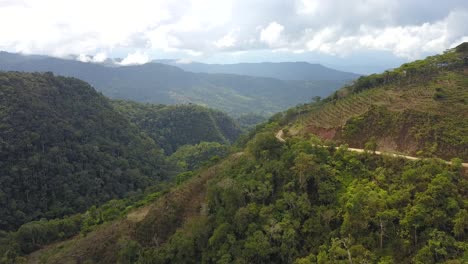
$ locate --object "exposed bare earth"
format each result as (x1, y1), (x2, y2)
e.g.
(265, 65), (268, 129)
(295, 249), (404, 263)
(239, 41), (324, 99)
(276, 130), (468, 168)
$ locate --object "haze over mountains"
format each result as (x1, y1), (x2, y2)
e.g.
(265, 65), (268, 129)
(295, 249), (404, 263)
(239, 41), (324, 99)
(0, 52), (357, 116)
(1, 0), (468, 263)
(155, 60), (360, 81)
(2, 44), (466, 264)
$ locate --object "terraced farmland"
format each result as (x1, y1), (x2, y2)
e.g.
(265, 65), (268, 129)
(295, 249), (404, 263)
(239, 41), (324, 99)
(289, 70), (467, 132)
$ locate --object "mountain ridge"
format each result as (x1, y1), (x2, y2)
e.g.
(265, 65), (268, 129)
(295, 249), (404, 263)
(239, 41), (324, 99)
(0, 45), (467, 264)
(154, 60), (360, 81)
(0, 52), (350, 116)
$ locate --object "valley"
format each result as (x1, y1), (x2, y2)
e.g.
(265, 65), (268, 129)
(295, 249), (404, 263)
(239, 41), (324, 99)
(0, 0), (467, 259)
(0, 43), (466, 264)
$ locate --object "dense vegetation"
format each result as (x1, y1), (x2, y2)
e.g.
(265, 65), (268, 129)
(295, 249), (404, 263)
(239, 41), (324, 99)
(1, 45), (467, 264)
(0, 52), (347, 116)
(17, 128), (467, 263)
(112, 100), (242, 154)
(235, 113), (267, 130)
(0, 72), (173, 230)
(140, 133), (467, 264)
(0, 176), (184, 263)
(169, 141), (229, 170)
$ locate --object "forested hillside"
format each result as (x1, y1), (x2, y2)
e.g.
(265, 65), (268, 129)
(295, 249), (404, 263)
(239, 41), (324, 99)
(111, 101), (242, 154)
(277, 43), (468, 160)
(0, 72), (173, 230)
(0, 52), (347, 116)
(2, 0), (467, 263)
(13, 123), (467, 264)
(1, 45), (467, 264)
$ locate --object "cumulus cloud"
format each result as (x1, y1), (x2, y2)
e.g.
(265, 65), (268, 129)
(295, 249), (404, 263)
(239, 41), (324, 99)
(119, 51), (149, 65)
(260, 22), (285, 47)
(214, 29), (239, 49)
(77, 52), (108, 63)
(301, 9), (468, 59)
(0, 0), (467, 62)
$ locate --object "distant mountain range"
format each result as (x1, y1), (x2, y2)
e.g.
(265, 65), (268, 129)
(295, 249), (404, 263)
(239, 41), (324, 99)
(154, 60), (360, 81)
(0, 52), (358, 116)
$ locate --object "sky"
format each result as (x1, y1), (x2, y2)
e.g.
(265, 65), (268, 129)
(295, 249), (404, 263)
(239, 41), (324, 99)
(0, 0), (467, 73)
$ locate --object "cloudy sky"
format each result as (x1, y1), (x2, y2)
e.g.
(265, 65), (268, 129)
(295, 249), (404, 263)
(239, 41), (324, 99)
(1, 0), (467, 73)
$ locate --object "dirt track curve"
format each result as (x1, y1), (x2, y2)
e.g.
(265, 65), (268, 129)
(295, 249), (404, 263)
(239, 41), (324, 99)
(275, 130), (468, 168)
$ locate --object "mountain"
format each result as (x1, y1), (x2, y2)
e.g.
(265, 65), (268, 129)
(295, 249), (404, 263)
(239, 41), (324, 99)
(11, 104), (467, 263)
(274, 42), (468, 160)
(6, 128), (468, 264)
(111, 101), (242, 154)
(0, 52), (350, 116)
(155, 60), (360, 81)
(0, 71), (247, 232)
(0, 71), (175, 231)
(4, 45), (467, 264)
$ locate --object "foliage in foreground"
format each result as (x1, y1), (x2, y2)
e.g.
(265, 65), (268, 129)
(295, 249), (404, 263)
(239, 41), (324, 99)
(28, 132), (466, 263)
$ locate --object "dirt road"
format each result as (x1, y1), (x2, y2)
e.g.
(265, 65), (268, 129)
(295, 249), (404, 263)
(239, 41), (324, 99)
(275, 130), (468, 168)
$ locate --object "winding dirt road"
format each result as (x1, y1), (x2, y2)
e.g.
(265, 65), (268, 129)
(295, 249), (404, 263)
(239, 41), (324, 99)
(275, 130), (468, 168)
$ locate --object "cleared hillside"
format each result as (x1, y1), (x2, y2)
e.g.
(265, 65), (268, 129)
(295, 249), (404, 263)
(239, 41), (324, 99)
(278, 43), (468, 160)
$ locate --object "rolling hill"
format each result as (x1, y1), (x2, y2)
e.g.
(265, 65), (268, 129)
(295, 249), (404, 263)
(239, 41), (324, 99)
(0, 52), (350, 116)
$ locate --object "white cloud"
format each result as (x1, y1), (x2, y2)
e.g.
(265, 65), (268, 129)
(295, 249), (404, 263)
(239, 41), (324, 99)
(175, 58), (193, 64)
(92, 52), (108, 63)
(260, 22), (284, 47)
(301, 9), (468, 59)
(77, 54), (92, 63)
(214, 29), (239, 48)
(77, 52), (108, 63)
(296, 0), (319, 15)
(0, 0), (171, 56)
(119, 51), (149, 65)
(0, 0), (467, 62)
